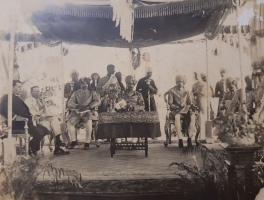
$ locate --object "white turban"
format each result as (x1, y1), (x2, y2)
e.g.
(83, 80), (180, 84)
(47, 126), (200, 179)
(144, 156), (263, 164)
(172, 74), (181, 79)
(145, 67), (153, 73)
(175, 75), (186, 84)
(219, 68), (226, 73)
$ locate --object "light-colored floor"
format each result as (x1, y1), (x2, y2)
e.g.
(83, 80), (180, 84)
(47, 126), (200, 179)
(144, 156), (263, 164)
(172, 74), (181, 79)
(38, 141), (224, 181)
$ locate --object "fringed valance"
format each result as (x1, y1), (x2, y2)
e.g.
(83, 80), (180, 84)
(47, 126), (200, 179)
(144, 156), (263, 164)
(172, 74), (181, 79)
(41, 0), (232, 19)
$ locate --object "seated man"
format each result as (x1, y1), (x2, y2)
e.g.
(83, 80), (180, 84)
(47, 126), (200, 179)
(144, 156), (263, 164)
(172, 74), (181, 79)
(117, 75), (145, 112)
(67, 77), (101, 149)
(0, 80), (49, 157)
(24, 86), (69, 155)
(115, 76), (145, 143)
(168, 75), (195, 148)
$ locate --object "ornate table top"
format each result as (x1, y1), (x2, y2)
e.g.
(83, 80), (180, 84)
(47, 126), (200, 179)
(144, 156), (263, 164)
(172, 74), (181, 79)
(98, 111), (160, 124)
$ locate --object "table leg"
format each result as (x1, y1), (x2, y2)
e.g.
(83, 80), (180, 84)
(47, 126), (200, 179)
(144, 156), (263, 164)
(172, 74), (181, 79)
(169, 124), (172, 145)
(245, 165), (255, 200)
(227, 165), (238, 200)
(145, 137), (148, 157)
(110, 138), (115, 158)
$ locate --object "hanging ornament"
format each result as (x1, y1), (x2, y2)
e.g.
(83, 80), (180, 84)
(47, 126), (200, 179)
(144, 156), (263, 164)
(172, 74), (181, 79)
(245, 25), (250, 34)
(232, 25), (237, 34)
(224, 26), (231, 34)
(34, 41), (39, 48)
(241, 25), (244, 34)
(129, 48), (141, 70)
(230, 35), (234, 46)
(27, 43), (32, 50)
(214, 48), (218, 56)
(243, 45), (248, 54)
(111, 0), (136, 43)
(61, 47), (69, 56)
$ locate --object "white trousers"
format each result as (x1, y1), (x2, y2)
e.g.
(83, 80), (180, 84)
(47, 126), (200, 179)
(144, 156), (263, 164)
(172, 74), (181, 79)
(39, 117), (61, 136)
(174, 112), (196, 140)
(67, 120), (92, 143)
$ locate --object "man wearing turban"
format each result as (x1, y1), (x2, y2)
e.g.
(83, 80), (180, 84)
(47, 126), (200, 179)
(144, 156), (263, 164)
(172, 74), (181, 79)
(121, 76), (145, 111)
(167, 75), (194, 148)
(136, 67), (158, 111)
(220, 77), (238, 109)
(215, 68), (227, 111)
(67, 77), (101, 149)
(115, 76), (145, 143)
(228, 75), (255, 116)
(64, 69), (80, 99)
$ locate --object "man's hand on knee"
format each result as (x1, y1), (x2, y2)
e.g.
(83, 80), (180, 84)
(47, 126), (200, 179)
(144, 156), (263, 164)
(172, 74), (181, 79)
(76, 105), (86, 110)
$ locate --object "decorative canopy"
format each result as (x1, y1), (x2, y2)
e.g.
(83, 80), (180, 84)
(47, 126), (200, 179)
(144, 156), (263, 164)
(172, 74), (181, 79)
(28, 0), (232, 48)
(0, 0), (233, 48)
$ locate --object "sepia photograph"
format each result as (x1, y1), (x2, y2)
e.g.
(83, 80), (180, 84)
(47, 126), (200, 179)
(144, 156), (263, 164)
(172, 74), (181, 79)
(0, 0), (264, 199)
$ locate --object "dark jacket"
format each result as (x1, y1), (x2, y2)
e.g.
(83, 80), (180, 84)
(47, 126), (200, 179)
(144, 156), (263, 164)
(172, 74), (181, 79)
(0, 94), (33, 129)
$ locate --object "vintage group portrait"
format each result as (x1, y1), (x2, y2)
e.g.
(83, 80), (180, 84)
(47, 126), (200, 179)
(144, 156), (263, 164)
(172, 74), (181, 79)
(1, 0), (264, 199)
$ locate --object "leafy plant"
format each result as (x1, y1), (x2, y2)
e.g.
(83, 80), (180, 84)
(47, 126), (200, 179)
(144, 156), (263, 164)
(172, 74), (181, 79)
(0, 157), (82, 200)
(215, 109), (255, 146)
(170, 144), (228, 200)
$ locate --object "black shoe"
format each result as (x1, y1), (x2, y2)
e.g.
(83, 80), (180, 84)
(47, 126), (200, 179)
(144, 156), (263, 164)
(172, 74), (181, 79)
(187, 138), (192, 148)
(178, 139), (184, 148)
(60, 142), (66, 147)
(68, 141), (77, 149)
(84, 143), (89, 150)
(54, 148), (70, 155)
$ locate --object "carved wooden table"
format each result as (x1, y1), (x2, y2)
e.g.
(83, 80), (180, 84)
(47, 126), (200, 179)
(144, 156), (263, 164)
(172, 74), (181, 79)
(97, 111), (161, 158)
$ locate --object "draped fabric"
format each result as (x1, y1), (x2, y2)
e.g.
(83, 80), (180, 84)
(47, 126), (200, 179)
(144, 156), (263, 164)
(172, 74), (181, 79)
(39, 0), (231, 19)
(0, 0), (233, 47)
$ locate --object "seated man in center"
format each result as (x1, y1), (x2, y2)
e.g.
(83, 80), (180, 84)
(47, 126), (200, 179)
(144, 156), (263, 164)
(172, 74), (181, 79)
(117, 75), (145, 112)
(115, 76), (145, 143)
(168, 75), (194, 148)
(67, 77), (101, 149)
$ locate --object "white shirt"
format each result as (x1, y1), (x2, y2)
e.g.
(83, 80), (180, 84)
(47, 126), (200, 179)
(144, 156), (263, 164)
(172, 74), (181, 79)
(24, 96), (44, 125)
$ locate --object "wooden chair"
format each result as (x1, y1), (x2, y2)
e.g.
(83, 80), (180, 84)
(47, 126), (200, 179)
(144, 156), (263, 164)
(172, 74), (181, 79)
(164, 94), (200, 147)
(0, 115), (30, 156)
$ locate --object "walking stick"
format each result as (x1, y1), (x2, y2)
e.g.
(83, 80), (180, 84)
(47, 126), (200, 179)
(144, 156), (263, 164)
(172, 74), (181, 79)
(146, 79), (151, 112)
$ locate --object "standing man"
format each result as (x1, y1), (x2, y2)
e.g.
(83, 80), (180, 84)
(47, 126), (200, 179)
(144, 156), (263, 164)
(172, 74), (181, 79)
(136, 67), (158, 111)
(215, 68), (227, 113)
(227, 75), (255, 117)
(96, 64), (120, 97)
(0, 80), (48, 158)
(192, 71), (202, 107)
(96, 64), (120, 112)
(64, 70), (80, 99)
(25, 86), (69, 155)
(115, 72), (126, 94)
